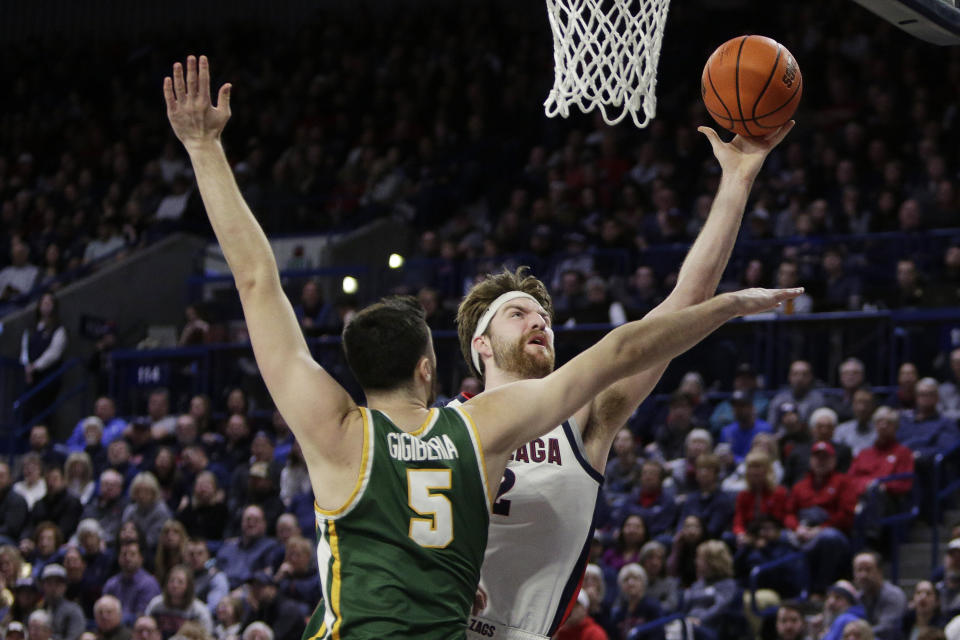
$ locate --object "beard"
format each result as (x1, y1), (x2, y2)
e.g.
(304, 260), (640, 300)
(490, 331), (555, 379)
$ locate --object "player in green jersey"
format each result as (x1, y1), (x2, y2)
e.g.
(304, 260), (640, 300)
(164, 55), (802, 639)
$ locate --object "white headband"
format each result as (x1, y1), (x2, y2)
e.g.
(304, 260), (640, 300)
(470, 291), (540, 374)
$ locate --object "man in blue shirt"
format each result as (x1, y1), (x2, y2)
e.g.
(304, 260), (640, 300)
(215, 504), (279, 589)
(721, 390), (773, 462)
(897, 378), (960, 460)
(897, 377), (960, 516)
(65, 397), (128, 453)
(102, 541), (162, 627)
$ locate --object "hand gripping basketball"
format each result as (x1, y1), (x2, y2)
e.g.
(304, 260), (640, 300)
(701, 35), (802, 138)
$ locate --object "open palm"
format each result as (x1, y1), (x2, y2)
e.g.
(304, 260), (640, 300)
(163, 55), (232, 151)
(698, 120), (795, 177)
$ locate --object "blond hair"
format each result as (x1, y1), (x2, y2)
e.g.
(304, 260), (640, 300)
(841, 619), (874, 640)
(456, 267), (553, 377)
(65, 452), (93, 484)
(129, 471), (161, 502)
(744, 449), (777, 490)
(284, 536), (314, 562)
(697, 540), (734, 581)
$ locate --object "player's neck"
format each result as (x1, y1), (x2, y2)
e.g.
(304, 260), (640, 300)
(365, 389), (432, 431)
(482, 365), (527, 390)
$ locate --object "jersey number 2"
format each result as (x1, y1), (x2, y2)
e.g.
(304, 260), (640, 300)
(407, 469), (453, 548)
(492, 468), (516, 516)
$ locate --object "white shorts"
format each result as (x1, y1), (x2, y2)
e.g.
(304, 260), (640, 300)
(465, 616), (550, 640)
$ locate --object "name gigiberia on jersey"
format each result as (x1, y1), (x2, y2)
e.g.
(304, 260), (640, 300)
(387, 432), (460, 461)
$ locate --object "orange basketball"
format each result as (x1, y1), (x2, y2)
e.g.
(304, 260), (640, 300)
(701, 35), (802, 138)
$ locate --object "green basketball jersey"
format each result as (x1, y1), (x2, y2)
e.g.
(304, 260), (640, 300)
(303, 406), (492, 640)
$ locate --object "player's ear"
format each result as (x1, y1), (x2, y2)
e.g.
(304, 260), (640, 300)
(417, 355), (433, 382)
(473, 334), (493, 362)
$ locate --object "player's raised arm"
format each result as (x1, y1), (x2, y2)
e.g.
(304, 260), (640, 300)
(581, 123), (795, 459)
(467, 287), (803, 457)
(163, 56), (356, 460)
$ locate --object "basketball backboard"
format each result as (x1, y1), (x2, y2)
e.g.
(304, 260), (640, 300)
(850, 0), (960, 45)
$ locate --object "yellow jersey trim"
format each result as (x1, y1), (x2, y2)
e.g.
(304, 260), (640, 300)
(328, 521), (343, 640)
(315, 409), (372, 517)
(453, 406), (493, 509)
(409, 408), (438, 436)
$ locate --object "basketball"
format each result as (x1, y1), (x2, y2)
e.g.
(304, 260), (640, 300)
(701, 35), (802, 138)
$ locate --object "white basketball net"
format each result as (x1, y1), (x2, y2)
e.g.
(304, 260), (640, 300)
(544, 0), (671, 128)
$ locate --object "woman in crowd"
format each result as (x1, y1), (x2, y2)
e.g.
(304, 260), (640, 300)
(213, 596), (243, 640)
(64, 452), (96, 506)
(668, 515), (706, 588)
(154, 520), (188, 586)
(902, 581), (948, 639)
(721, 434), (784, 493)
(609, 563), (663, 640)
(115, 520), (152, 573)
(145, 564), (213, 639)
(150, 447), (184, 512)
(732, 450), (789, 543)
(122, 472), (172, 552)
(603, 514), (649, 574)
(640, 540), (680, 613)
(27, 522), (63, 579)
(12, 453), (46, 510)
(73, 520), (114, 597)
(19, 292), (68, 423)
(273, 536), (320, 607)
(683, 540), (741, 639)
(189, 395), (212, 436)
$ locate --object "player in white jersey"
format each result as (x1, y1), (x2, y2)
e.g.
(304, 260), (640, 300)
(456, 121), (796, 640)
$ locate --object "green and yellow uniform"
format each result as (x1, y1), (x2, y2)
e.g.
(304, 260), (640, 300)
(303, 406), (492, 640)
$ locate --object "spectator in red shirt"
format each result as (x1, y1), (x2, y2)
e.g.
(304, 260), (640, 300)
(733, 450), (790, 545)
(847, 407), (914, 498)
(847, 407), (915, 542)
(554, 590), (610, 640)
(786, 441), (857, 593)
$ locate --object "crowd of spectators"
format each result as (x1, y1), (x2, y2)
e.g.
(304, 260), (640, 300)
(562, 349), (960, 640)
(1, 0), (959, 330)
(0, 387), (313, 640)
(6, 351), (960, 640)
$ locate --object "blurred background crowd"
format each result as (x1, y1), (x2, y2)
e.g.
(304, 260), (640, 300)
(3, 0), (960, 639)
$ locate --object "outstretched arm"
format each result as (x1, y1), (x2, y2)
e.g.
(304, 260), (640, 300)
(467, 287), (802, 458)
(164, 56), (357, 470)
(581, 123), (795, 466)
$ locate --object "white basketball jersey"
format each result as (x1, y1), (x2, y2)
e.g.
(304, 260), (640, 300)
(449, 394), (603, 640)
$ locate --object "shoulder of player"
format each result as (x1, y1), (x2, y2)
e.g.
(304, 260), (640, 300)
(459, 378), (539, 418)
(297, 406), (365, 466)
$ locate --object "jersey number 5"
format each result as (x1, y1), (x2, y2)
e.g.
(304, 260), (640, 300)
(407, 469), (453, 548)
